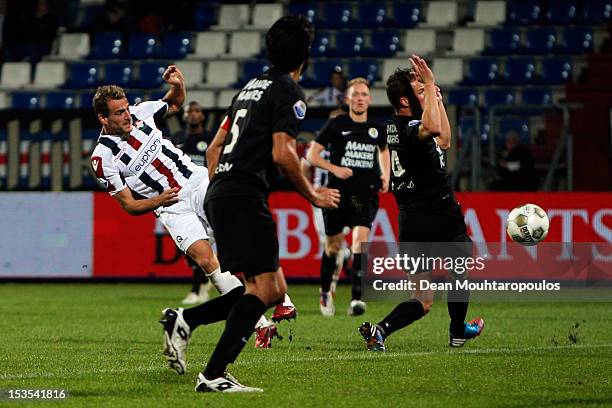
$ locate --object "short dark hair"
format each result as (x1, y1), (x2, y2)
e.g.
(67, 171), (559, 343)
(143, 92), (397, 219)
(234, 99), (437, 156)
(266, 15), (314, 72)
(385, 68), (422, 117)
(186, 101), (202, 112)
(93, 85), (127, 116)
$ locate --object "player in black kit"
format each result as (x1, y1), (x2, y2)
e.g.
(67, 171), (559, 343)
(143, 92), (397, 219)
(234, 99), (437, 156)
(307, 77), (390, 317)
(359, 55), (484, 351)
(188, 16), (339, 392)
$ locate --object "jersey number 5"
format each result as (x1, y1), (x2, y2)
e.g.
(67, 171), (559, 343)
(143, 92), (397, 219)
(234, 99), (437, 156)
(223, 108), (248, 154)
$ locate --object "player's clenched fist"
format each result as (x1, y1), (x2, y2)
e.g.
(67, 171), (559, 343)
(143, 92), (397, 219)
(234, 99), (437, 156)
(162, 65), (184, 86)
(312, 187), (340, 209)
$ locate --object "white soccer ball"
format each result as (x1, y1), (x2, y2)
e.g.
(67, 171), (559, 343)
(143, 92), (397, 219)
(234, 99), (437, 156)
(506, 203), (550, 246)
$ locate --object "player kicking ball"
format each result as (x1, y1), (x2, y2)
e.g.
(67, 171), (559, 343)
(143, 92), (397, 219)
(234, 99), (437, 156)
(359, 56), (483, 352)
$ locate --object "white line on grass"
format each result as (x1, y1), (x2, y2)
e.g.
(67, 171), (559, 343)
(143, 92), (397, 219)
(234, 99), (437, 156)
(1, 343), (611, 380)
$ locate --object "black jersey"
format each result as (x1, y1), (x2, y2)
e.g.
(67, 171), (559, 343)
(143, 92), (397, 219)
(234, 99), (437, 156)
(205, 67), (306, 200)
(386, 115), (453, 209)
(315, 114), (386, 194)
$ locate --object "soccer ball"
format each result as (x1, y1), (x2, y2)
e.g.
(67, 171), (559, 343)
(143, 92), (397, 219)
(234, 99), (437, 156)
(506, 204), (550, 246)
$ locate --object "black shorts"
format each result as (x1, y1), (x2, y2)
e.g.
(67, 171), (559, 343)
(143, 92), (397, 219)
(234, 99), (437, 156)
(398, 203), (471, 243)
(205, 196), (279, 278)
(322, 191), (379, 236)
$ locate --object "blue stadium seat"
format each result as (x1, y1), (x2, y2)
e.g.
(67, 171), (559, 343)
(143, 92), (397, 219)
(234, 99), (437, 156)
(320, 2), (354, 29)
(486, 28), (522, 55)
(66, 63), (100, 88)
(498, 118), (530, 146)
(525, 29), (558, 54)
(334, 31), (366, 57)
(369, 30), (401, 57)
(392, 2), (422, 28)
(356, 3), (389, 28)
(541, 58), (572, 84)
(127, 34), (158, 59)
(80, 5), (104, 30)
(448, 89), (478, 106)
(158, 32), (192, 59)
(504, 58), (537, 85)
(546, 0), (577, 24)
(104, 63), (134, 87)
(484, 89), (516, 106)
(90, 32), (123, 59)
(582, 0), (612, 24)
(11, 92), (41, 109)
(239, 60), (269, 86)
(46, 92), (77, 109)
(463, 58), (500, 85)
(194, 3), (217, 30)
(348, 60), (380, 84)
(288, 3), (321, 24)
(458, 116), (490, 142)
(311, 31), (334, 57)
(506, 0), (542, 25)
(563, 28), (593, 54)
(522, 88), (552, 105)
(137, 62), (169, 88)
(307, 60), (343, 88)
(128, 93), (145, 105)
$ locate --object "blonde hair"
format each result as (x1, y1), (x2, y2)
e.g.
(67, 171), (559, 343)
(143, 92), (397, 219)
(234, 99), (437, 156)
(347, 77), (370, 89)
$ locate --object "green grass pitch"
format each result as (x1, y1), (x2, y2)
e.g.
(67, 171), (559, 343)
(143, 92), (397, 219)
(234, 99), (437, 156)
(0, 283), (611, 407)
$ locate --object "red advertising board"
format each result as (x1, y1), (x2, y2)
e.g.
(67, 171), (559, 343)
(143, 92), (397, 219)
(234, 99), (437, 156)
(93, 192), (612, 279)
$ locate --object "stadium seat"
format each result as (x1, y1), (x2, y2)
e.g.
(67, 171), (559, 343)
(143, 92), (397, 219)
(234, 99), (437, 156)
(311, 30), (334, 57)
(541, 58), (573, 84)
(128, 93), (145, 105)
(582, 0), (612, 23)
(522, 88), (552, 105)
(218, 89), (238, 108)
(369, 88), (388, 107)
(422, 1), (458, 27)
(503, 58), (537, 85)
(33, 62), (66, 88)
(320, 2), (354, 29)
(382, 59), (408, 83)
(137, 62), (169, 88)
(334, 31), (366, 57)
(369, 30), (401, 57)
(251, 4), (283, 29)
(468, 1), (506, 27)
(104, 63), (133, 87)
(348, 60), (380, 84)
(239, 60), (270, 86)
(356, 3), (389, 28)
(193, 32), (226, 58)
(546, 0), (577, 24)
(11, 92), (41, 109)
(288, 3), (320, 24)
(193, 3), (217, 30)
(186, 90), (216, 109)
(206, 61), (239, 87)
(307, 60), (344, 88)
(46, 92), (77, 109)
(0, 62), (31, 88)
(563, 28), (593, 54)
(215, 4), (249, 29)
(450, 29), (485, 56)
(90, 32), (123, 59)
(506, 0), (542, 25)
(0, 91), (7, 109)
(486, 28), (522, 55)
(433, 58), (463, 86)
(229, 32), (262, 58)
(484, 89), (516, 106)
(177, 61), (204, 87)
(65, 63), (100, 89)
(158, 32), (192, 59)
(458, 116), (490, 142)
(127, 34), (158, 59)
(463, 58), (499, 85)
(448, 88), (478, 106)
(525, 29), (558, 54)
(58, 33), (90, 60)
(498, 118), (530, 146)
(392, 2), (422, 27)
(403, 29), (436, 56)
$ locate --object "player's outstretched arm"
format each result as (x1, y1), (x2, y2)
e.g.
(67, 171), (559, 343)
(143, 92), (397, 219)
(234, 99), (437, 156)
(306, 140), (353, 179)
(206, 126), (228, 180)
(410, 55), (442, 141)
(113, 186), (179, 216)
(378, 145), (390, 193)
(161, 65), (186, 115)
(273, 132), (340, 209)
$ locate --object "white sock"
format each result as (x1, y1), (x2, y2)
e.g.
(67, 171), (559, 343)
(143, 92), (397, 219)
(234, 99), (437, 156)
(282, 294), (294, 307)
(255, 315), (269, 329)
(205, 267), (242, 295)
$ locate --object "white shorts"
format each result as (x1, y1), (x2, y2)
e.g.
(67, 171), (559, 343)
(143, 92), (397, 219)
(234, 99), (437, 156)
(157, 171), (213, 253)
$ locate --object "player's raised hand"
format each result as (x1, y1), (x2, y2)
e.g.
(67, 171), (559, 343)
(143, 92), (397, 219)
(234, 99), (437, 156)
(162, 65), (184, 86)
(312, 187), (340, 209)
(332, 165), (353, 180)
(409, 55), (435, 85)
(158, 187), (180, 207)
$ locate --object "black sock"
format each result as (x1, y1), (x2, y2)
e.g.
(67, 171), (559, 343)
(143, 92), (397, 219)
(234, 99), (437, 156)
(351, 253), (364, 300)
(377, 299), (426, 338)
(320, 250), (337, 292)
(203, 294), (268, 379)
(447, 287), (470, 336)
(182, 286), (244, 330)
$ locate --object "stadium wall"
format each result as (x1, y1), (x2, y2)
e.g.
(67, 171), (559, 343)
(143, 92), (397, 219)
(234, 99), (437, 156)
(0, 192), (610, 280)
